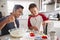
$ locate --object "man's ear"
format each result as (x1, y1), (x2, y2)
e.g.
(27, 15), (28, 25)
(10, 11), (15, 15)
(13, 10), (16, 14)
(10, 13), (12, 14)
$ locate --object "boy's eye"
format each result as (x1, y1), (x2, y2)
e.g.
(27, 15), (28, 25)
(31, 12), (33, 13)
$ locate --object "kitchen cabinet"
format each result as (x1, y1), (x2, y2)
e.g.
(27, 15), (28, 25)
(55, 0), (60, 11)
(40, 0), (60, 12)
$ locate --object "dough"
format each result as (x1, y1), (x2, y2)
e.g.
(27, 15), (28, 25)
(10, 29), (22, 38)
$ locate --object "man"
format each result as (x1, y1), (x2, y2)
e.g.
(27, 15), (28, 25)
(0, 5), (24, 35)
(0, 12), (3, 18)
(28, 3), (48, 31)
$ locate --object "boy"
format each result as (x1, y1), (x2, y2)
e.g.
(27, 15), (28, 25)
(28, 3), (48, 31)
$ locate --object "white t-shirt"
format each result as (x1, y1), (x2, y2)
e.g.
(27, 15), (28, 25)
(30, 15), (43, 31)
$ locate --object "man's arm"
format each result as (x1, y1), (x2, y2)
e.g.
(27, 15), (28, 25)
(0, 15), (15, 30)
(0, 19), (8, 30)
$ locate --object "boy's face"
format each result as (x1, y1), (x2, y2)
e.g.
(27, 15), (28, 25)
(29, 7), (38, 15)
(14, 8), (23, 18)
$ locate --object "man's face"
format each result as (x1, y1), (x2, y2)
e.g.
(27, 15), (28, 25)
(14, 8), (23, 18)
(30, 7), (38, 15)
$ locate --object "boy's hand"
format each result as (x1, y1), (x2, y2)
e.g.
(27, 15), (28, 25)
(33, 26), (38, 31)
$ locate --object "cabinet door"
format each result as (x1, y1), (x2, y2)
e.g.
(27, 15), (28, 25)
(55, 0), (60, 10)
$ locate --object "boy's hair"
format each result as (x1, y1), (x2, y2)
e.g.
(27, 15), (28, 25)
(29, 3), (37, 10)
(13, 5), (24, 11)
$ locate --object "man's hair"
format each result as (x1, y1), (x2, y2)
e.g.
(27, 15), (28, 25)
(13, 5), (24, 11)
(29, 3), (37, 10)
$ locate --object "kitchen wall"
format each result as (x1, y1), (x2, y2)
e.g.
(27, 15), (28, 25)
(46, 4), (55, 12)
(0, 0), (60, 17)
(8, 0), (40, 10)
(0, 0), (40, 16)
(0, 0), (7, 16)
(40, 3), (60, 18)
(0, 0), (41, 29)
(19, 19), (28, 29)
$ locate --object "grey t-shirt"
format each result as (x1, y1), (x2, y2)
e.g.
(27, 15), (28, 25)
(0, 16), (19, 35)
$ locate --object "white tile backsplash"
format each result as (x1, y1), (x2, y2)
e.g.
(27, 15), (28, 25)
(19, 19), (28, 30)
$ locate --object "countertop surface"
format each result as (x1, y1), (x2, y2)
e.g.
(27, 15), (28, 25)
(0, 20), (60, 40)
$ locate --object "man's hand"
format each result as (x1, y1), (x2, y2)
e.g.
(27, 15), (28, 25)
(0, 15), (15, 30)
(5, 15), (15, 23)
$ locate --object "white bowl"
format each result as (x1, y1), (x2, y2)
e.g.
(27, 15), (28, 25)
(9, 28), (25, 38)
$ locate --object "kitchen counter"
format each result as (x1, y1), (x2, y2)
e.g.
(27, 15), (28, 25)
(0, 20), (60, 40)
(0, 34), (27, 40)
(45, 20), (60, 37)
(0, 33), (58, 40)
(0, 31), (35, 40)
(0, 35), (10, 40)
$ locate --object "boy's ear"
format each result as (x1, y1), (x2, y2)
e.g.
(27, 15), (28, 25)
(37, 7), (38, 10)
